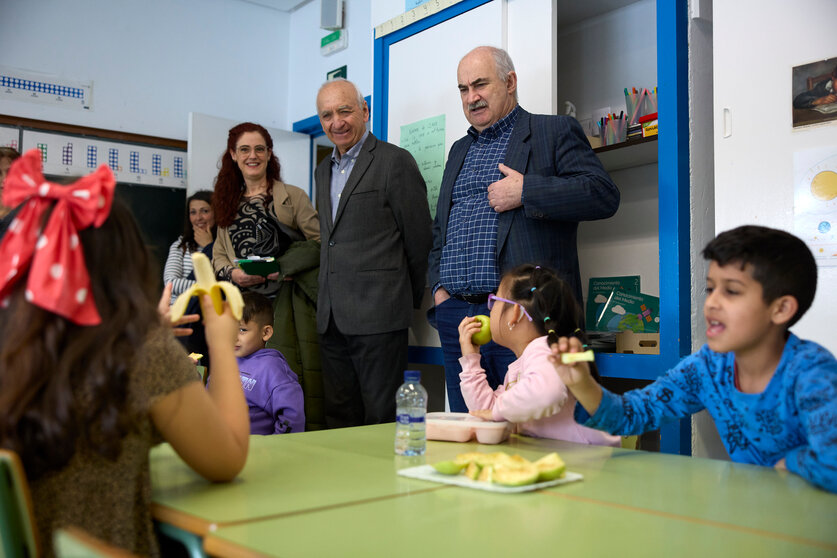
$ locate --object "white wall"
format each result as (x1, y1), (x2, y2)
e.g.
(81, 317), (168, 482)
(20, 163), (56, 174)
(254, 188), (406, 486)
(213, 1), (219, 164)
(286, 0), (374, 125)
(714, 0), (837, 353)
(0, 0), (291, 140)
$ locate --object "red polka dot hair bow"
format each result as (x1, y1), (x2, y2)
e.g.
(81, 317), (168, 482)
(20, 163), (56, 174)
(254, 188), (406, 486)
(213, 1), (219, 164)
(0, 149), (115, 325)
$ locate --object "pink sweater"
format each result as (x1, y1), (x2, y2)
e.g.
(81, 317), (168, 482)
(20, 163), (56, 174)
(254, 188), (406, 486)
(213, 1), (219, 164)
(459, 336), (620, 447)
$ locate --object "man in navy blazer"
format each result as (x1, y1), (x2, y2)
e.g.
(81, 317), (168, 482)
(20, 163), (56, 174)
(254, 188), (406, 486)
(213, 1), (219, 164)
(428, 46), (620, 412)
(316, 79), (432, 428)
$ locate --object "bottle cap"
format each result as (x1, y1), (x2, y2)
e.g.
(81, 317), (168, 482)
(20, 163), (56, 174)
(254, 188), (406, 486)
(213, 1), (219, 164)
(404, 370), (421, 382)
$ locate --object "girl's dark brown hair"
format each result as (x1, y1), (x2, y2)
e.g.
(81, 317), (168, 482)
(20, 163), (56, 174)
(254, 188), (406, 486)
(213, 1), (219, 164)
(0, 197), (160, 480)
(212, 122), (282, 228)
(502, 264), (599, 380)
(180, 190), (216, 254)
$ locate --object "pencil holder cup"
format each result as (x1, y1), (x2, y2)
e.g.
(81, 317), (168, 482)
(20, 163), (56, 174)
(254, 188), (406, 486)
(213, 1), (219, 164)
(601, 117), (627, 146)
(639, 89), (657, 119)
(625, 87), (658, 124)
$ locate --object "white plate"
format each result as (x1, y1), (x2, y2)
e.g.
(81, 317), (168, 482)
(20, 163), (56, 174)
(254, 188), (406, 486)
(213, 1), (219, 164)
(397, 464), (583, 494)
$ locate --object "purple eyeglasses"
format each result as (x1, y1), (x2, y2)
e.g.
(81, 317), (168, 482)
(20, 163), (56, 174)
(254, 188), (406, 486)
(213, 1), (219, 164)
(487, 294), (533, 321)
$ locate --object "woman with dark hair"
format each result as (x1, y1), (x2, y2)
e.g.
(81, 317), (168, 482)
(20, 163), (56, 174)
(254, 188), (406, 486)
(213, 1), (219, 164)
(163, 189), (217, 304)
(164, 189), (218, 360)
(0, 150), (249, 556)
(212, 122), (319, 298)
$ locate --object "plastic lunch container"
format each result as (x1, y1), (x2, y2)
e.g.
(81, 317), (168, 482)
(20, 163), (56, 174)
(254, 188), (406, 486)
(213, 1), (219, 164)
(425, 412), (511, 444)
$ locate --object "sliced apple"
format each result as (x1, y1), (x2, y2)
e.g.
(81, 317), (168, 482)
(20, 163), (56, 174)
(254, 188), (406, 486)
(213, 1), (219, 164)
(492, 463), (539, 487)
(561, 349), (595, 364)
(533, 452), (566, 482)
(432, 460), (466, 475)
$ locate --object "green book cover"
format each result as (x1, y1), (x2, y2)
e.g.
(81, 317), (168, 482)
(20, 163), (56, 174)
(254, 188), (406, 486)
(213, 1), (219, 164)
(594, 291), (660, 333)
(586, 276), (640, 331)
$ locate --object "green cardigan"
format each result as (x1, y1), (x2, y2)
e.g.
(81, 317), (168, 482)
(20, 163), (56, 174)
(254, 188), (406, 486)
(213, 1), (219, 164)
(266, 239), (325, 431)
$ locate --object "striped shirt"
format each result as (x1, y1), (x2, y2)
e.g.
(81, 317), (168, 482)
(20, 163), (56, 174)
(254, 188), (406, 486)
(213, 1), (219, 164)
(163, 237), (195, 304)
(440, 106), (520, 295)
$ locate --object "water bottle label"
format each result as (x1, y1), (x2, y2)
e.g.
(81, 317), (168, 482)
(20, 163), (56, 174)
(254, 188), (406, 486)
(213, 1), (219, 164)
(396, 414), (410, 425)
(410, 416), (425, 424)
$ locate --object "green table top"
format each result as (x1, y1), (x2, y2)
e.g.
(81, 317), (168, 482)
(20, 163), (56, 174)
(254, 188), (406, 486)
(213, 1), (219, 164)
(151, 424), (837, 556)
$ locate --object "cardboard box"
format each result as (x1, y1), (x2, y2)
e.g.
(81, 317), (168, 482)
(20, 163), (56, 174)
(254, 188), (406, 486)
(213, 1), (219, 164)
(616, 332), (660, 355)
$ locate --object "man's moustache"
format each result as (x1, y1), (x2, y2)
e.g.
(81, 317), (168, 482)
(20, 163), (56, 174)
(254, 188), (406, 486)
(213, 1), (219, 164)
(468, 101), (487, 111)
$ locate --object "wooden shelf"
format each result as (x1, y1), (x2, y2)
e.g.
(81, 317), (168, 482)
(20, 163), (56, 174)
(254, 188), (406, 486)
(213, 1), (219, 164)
(594, 135), (658, 172)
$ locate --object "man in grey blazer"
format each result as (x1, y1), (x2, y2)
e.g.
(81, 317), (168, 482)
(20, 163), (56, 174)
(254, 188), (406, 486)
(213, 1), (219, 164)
(429, 46), (620, 412)
(315, 79), (432, 428)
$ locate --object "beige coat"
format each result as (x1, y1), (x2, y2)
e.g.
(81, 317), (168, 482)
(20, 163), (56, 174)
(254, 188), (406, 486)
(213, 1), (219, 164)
(213, 181), (320, 279)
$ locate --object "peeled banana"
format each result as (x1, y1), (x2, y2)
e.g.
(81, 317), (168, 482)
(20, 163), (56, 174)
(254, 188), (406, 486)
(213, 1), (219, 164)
(169, 252), (244, 322)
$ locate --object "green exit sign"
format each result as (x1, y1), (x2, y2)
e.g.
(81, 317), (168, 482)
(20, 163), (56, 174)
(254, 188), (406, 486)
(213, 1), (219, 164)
(321, 29), (348, 55)
(321, 30), (341, 47)
(327, 66), (347, 80)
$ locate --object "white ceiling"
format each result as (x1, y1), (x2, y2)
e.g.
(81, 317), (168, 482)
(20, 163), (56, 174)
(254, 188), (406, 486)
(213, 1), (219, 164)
(236, 0), (312, 13)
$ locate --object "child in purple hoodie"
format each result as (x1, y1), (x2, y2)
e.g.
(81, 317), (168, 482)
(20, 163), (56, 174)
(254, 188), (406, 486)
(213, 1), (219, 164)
(234, 292), (305, 434)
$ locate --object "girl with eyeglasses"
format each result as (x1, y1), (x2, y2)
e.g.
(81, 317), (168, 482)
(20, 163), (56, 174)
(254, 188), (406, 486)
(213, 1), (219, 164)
(457, 264), (620, 446)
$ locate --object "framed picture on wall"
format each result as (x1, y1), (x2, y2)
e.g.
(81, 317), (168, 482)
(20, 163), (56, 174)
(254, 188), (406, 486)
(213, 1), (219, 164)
(792, 56), (837, 128)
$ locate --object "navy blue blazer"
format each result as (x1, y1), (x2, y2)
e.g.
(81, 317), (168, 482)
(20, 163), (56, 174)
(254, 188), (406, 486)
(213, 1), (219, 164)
(428, 108), (620, 303)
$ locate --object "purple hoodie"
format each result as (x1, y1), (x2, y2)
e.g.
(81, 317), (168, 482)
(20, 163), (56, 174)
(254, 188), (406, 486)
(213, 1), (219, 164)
(237, 348), (305, 435)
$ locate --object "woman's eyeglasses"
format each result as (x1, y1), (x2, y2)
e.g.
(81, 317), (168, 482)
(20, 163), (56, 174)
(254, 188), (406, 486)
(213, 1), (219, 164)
(236, 145), (269, 156)
(487, 294), (533, 321)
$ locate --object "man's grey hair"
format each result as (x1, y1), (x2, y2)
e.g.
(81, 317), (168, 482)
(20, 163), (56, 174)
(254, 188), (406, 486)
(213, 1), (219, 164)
(317, 78), (365, 110)
(463, 46), (518, 101)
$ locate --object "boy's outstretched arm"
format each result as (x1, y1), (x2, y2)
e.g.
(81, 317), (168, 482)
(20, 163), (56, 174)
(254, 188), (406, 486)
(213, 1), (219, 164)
(549, 336), (603, 415)
(783, 365), (837, 493)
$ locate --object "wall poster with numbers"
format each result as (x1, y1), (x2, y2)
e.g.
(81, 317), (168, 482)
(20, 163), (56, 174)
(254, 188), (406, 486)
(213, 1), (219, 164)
(21, 130), (187, 189)
(19, 129), (187, 272)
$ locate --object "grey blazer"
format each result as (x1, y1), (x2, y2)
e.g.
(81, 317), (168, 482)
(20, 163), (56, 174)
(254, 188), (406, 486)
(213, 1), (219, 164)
(315, 133), (432, 336)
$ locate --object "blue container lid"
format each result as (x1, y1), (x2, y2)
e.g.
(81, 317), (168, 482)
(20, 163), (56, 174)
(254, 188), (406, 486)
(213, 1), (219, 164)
(404, 370), (421, 382)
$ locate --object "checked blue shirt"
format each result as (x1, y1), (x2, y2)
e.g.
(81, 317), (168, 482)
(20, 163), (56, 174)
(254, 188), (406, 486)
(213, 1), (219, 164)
(440, 106), (520, 295)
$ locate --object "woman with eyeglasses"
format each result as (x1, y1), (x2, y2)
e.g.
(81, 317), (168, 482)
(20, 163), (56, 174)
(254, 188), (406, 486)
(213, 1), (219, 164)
(212, 123), (323, 430)
(212, 122), (320, 297)
(456, 264), (620, 446)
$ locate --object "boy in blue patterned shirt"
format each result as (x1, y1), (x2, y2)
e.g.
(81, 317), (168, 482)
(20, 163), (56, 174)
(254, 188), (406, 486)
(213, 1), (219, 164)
(550, 225), (837, 492)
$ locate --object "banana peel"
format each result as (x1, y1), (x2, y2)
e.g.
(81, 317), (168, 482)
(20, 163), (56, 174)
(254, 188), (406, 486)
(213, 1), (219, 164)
(170, 252), (244, 322)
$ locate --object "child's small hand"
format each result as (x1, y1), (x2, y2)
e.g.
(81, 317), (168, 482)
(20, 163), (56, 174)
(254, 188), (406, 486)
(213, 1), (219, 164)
(201, 294), (238, 350)
(548, 336), (592, 387)
(158, 283), (200, 336)
(469, 409), (494, 421)
(458, 316), (482, 355)
(774, 457), (787, 471)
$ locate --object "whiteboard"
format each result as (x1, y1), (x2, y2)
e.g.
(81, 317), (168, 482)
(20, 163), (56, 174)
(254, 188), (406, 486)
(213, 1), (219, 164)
(386, 1), (502, 157)
(188, 112), (311, 197)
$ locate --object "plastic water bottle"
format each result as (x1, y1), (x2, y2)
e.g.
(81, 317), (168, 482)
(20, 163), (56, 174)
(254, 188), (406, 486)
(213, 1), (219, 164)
(394, 370), (427, 456)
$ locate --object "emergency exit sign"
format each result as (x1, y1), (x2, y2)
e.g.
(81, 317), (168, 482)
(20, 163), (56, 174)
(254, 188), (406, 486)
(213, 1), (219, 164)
(321, 30), (348, 55)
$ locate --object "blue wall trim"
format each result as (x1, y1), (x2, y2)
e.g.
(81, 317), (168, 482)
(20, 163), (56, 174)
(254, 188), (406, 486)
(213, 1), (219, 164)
(408, 346), (445, 366)
(657, 0), (691, 456)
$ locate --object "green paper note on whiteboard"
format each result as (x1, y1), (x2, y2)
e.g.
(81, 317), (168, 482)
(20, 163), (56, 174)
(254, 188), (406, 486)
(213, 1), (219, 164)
(400, 114), (445, 219)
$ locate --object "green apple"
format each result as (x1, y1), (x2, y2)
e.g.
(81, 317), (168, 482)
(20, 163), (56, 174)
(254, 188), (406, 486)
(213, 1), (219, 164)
(533, 452), (566, 482)
(492, 463), (539, 487)
(432, 460), (466, 475)
(471, 314), (492, 345)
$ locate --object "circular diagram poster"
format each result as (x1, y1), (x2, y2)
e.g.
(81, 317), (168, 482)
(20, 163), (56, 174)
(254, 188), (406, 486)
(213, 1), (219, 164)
(794, 146), (837, 266)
